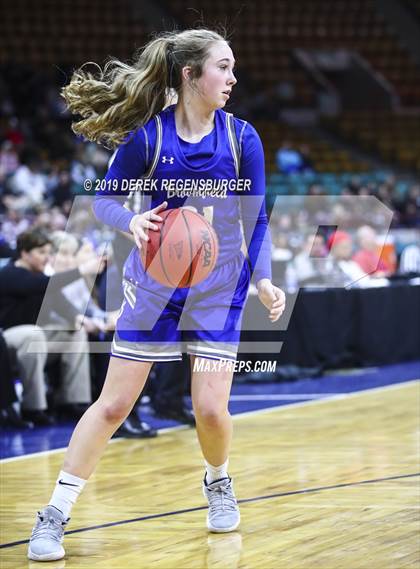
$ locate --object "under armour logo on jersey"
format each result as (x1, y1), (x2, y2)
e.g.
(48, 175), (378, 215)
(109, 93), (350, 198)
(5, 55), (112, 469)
(162, 156), (174, 164)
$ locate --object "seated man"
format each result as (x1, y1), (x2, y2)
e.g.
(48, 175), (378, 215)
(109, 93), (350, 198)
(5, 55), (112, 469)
(287, 233), (328, 287)
(275, 142), (303, 174)
(353, 225), (394, 277)
(325, 231), (388, 289)
(48, 230), (157, 438)
(0, 228), (103, 425)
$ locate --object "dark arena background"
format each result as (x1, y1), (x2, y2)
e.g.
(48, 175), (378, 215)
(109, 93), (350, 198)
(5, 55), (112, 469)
(0, 1), (419, 568)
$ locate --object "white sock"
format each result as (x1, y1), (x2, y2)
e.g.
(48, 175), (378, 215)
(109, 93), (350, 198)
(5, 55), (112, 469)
(49, 470), (86, 518)
(205, 459), (229, 484)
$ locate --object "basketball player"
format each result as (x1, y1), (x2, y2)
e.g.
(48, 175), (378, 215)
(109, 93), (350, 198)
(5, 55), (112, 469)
(28, 29), (286, 561)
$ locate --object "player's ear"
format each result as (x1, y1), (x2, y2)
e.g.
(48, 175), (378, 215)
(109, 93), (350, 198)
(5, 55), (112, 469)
(181, 66), (193, 82)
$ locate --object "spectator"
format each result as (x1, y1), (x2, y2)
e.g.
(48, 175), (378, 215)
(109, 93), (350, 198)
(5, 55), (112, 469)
(270, 233), (294, 287)
(326, 230), (386, 288)
(353, 225), (394, 277)
(149, 358), (195, 426)
(70, 146), (97, 194)
(287, 233), (328, 287)
(8, 148), (47, 209)
(299, 144), (315, 173)
(33, 207), (67, 233)
(48, 169), (73, 209)
(0, 228), (103, 425)
(399, 243), (420, 274)
(4, 116), (24, 147)
(0, 207), (31, 248)
(272, 233), (293, 262)
(0, 331), (33, 429)
(400, 185), (420, 227)
(275, 141), (303, 174)
(99, 230), (158, 438)
(47, 232), (106, 325)
(0, 235), (14, 260)
(0, 141), (19, 181)
(47, 232), (157, 436)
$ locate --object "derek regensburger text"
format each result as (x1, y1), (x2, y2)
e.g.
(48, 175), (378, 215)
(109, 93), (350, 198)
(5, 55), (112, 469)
(89, 178), (252, 196)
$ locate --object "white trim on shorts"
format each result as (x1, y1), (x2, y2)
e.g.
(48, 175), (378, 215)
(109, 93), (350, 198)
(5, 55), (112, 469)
(111, 338), (182, 363)
(111, 337), (238, 364)
(186, 343), (238, 362)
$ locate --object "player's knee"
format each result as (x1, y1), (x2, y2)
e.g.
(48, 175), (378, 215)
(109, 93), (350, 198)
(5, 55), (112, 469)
(194, 403), (228, 429)
(22, 325), (47, 348)
(71, 327), (88, 343)
(100, 397), (132, 424)
(25, 324), (45, 336)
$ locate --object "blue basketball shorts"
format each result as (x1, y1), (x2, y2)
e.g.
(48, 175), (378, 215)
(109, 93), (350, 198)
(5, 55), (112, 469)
(111, 251), (251, 363)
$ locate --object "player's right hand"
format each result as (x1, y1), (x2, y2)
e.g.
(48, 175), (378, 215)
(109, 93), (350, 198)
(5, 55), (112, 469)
(129, 201), (168, 250)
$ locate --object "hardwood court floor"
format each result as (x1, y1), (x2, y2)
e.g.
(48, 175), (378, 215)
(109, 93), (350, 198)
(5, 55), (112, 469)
(1, 381), (419, 568)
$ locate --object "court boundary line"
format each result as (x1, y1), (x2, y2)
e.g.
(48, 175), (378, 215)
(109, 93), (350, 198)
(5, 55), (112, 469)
(1, 471), (418, 549)
(230, 393), (340, 400)
(0, 424), (189, 463)
(232, 377), (419, 421)
(1, 378), (418, 463)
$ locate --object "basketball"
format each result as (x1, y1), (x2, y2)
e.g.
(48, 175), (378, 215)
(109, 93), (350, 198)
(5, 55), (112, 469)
(140, 208), (219, 287)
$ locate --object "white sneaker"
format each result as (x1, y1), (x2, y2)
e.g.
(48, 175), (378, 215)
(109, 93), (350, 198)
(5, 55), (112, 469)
(203, 476), (241, 533)
(27, 506), (69, 561)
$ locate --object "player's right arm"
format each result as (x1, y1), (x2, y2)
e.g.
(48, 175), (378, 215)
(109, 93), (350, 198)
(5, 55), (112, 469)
(92, 128), (165, 246)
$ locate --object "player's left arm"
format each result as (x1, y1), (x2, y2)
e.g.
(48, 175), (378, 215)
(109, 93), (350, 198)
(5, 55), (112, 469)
(239, 123), (285, 322)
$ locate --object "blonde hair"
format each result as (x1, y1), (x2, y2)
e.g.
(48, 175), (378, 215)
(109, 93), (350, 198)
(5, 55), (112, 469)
(50, 231), (79, 253)
(62, 29), (226, 148)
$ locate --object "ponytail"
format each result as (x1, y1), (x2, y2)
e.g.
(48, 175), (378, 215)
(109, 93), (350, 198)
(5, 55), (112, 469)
(62, 36), (170, 148)
(62, 29), (226, 148)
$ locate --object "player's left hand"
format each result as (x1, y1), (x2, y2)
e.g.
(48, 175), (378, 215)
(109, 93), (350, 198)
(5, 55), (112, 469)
(256, 279), (286, 322)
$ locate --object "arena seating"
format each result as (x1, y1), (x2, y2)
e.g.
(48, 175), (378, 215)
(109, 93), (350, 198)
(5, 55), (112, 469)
(256, 120), (369, 174)
(0, 0), (149, 66)
(2, 0), (419, 106)
(323, 111), (420, 171)
(265, 170), (411, 205)
(1, 0), (419, 174)
(170, 0), (420, 107)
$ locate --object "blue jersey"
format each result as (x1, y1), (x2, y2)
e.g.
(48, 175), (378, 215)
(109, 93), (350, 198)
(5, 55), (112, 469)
(94, 105), (272, 284)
